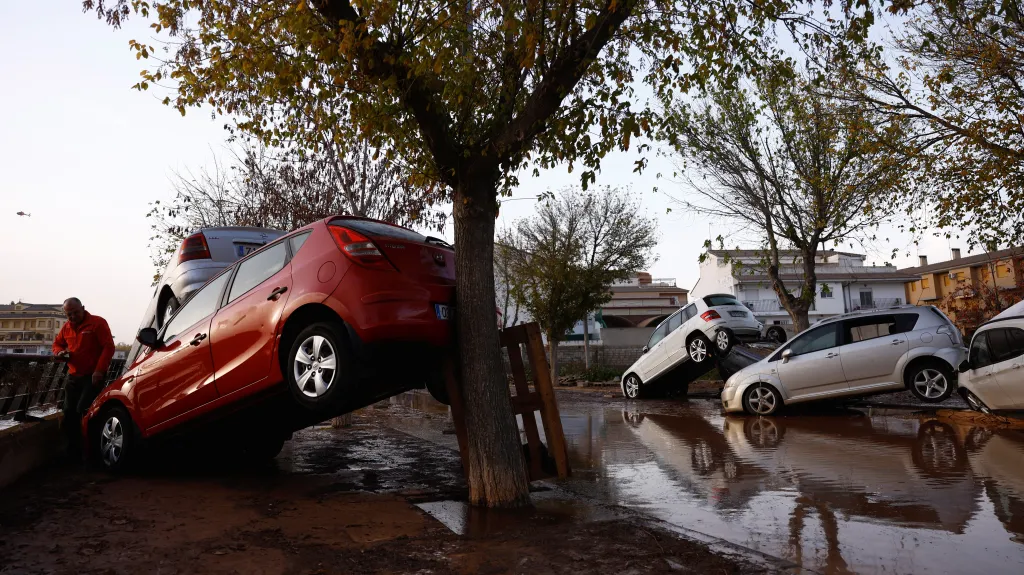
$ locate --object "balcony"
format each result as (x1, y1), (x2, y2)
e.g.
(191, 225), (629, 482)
(742, 299), (816, 313)
(852, 298), (902, 310)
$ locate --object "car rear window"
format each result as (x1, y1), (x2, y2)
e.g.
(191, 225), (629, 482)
(335, 219), (427, 243)
(703, 294), (741, 307)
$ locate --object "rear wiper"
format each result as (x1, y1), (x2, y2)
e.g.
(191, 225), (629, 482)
(425, 236), (453, 249)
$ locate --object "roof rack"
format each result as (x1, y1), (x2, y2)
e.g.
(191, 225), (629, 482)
(825, 304), (922, 322)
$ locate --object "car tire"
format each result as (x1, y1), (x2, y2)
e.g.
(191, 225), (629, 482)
(160, 294), (180, 328)
(906, 360), (955, 403)
(285, 322), (353, 414)
(687, 333), (713, 364)
(93, 404), (137, 472)
(623, 373), (644, 399)
(425, 369), (450, 405)
(242, 437), (286, 461)
(765, 326), (787, 344)
(962, 389), (992, 414)
(744, 416), (784, 448)
(743, 383), (781, 416)
(714, 329), (735, 355)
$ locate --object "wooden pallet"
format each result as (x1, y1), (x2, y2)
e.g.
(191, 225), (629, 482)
(444, 322), (570, 482)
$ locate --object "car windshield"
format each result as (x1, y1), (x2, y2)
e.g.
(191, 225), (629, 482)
(335, 218), (427, 243)
(703, 294), (741, 307)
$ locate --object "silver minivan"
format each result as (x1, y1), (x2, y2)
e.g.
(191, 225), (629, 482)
(722, 306), (967, 415)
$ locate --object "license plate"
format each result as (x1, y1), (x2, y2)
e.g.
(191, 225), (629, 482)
(729, 311), (748, 318)
(434, 304), (452, 320)
(235, 244), (261, 257)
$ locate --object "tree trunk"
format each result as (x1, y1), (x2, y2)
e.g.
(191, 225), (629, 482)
(582, 314), (590, 370)
(769, 247), (816, 333)
(453, 176), (531, 508)
(548, 331), (560, 387)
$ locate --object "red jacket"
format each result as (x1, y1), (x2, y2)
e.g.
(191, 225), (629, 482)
(52, 312), (115, 378)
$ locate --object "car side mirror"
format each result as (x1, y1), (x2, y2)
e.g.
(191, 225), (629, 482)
(642, 346), (649, 354)
(781, 349), (793, 363)
(136, 327), (161, 349)
(958, 360), (970, 373)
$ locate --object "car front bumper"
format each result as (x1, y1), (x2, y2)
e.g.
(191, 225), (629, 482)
(720, 385), (745, 413)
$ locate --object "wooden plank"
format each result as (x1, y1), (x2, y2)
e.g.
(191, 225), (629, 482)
(498, 323), (528, 348)
(523, 323), (571, 478)
(506, 341), (545, 480)
(442, 354), (471, 482)
(509, 393), (544, 415)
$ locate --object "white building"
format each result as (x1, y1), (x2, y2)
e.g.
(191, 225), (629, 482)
(690, 250), (918, 327)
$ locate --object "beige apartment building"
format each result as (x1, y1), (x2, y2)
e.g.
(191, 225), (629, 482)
(0, 302), (66, 356)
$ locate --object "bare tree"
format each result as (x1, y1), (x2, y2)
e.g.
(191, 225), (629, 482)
(147, 139), (446, 282)
(501, 188), (657, 380)
(666, 59), (912, 330)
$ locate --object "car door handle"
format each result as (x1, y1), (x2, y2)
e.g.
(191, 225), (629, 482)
(826, 352), (839, 359)
(891, 340), (903, 346)
(189, 333), (207, 346)
(267, 286), (288, 301)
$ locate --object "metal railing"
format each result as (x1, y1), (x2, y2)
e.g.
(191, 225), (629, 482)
(0, 357), (127, 422)
(743, 300), (783, 312)
(853, 298), (902, 310)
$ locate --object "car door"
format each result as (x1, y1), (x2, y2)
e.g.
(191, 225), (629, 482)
(209, 238), (295, 398)
(659, 309), (688, 370)
(134, 271), (231, 430)
(774, 322), (847, 399)
(964, 331), (1009, 408)
(988, 327), (1024, 408)
(838, 314), (910, 389)
(640, 322), (671, 381)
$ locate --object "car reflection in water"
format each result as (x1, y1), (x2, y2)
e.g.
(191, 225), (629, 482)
(557, 401), (1024, 574)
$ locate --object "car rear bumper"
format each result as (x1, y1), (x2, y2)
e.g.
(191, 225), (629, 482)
(168, 261), (227, 301)
(332, 271), (456, 348)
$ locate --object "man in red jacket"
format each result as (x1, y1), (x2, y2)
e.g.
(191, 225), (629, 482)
(52, 297), (115, 457)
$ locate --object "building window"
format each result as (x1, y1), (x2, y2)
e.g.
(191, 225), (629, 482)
(859, 290), (874, 307)
(998, 264), (1010, 278)
(922, 277), (930, 289)
(943, 274), (950, 286)
(820, 284), (833, 298)
(911, 282), (917, 293)
(955, 271), (966, 281)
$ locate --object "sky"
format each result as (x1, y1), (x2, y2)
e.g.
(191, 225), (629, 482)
(0, 4), (972, 344)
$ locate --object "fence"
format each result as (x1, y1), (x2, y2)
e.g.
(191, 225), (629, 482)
(0, 357), (127, 422)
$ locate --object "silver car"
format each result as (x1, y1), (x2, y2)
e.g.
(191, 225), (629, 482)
(124, 226), (284, 366)
(722, 305), (967, 415)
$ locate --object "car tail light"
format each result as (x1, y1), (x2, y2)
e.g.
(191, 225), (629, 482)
(328, 225), (395, 271)
(178, 232), (211, 264)
(701, 310), (721, 321)
(937, 324), (960, 345)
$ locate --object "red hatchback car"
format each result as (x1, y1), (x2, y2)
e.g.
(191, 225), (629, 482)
(84, 217), (455, 469)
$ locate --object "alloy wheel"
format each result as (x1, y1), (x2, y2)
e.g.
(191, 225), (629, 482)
(913, 368), (948, 400)
(624, 375), (641, 399)
(767, 328), (784, 343)
(689, 338), (708, 363)
(716, 330), (730, 352)
(100, 416), (124, 467)
(746, 386), (777, 415)
(294, 335), (337, 398)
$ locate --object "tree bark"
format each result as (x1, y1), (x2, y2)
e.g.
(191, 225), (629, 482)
(548, 332), (560, 387)
(582, 314), (590, 370)
(453, 175), (531, 508)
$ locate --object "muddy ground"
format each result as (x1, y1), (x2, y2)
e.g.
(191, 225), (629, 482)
(0, 409), (774, 575)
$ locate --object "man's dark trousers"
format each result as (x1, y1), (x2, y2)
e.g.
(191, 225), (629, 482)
(62, 375), (99, 457)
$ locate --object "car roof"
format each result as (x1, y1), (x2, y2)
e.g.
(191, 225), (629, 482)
(819, 305), (924, 324)
(975, 300), (1024, 332)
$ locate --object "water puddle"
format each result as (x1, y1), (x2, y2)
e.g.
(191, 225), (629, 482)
(555, 398), (1024, 574)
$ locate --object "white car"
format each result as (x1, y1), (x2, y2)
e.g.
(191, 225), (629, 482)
(621, 294), (762, 398)
(957, 300), (1024, 413)
(722, 305), (967, 415)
